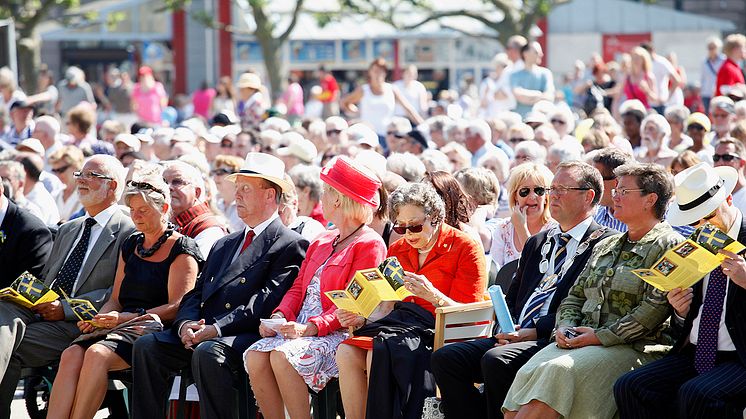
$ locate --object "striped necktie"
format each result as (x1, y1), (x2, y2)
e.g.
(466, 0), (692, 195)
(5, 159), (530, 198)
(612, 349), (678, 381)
(520, 233), (571, 328)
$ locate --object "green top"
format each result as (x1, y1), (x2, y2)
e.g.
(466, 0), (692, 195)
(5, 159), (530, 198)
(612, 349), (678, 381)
(557, 222), (684, 351)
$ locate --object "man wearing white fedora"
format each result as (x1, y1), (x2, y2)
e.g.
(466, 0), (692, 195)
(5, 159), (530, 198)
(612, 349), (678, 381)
(132, 153), (309, 419)
(615, 162), (746, 418)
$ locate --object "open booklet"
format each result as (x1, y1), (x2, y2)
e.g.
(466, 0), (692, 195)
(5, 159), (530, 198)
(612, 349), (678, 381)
(325, 256), (413, 318)
(58, 288), (101, 326)
(632, 223), (746, 292)
(0, 272), (59, 308)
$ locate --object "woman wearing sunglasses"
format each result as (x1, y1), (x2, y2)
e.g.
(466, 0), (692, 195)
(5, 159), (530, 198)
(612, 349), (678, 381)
(336, 182), (487, 419)
(489, 162), (557, 270)
(49, 145), (85, 222)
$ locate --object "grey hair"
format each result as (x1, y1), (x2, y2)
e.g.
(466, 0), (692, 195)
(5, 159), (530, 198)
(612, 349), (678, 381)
(641, 114), (672, 139)
(0, 160), (24, 181)
(164, 160), (206, 200)
(548, 142), (583, 164)
(386, 152), (426, 182)
(465, 119), (492, 143)
(288, 164), (323, 202)
(124, 164), (171, 220)
(664, 105), (690, 124)
(613, 163), (673, 220)
(34, 115), (61, 138)
(388, 182), (445, 225)
(89, 155), (126, 201)
(514, 140), (547, 162)
(419, 149), (452, 173)
(388, 117), (412, 134)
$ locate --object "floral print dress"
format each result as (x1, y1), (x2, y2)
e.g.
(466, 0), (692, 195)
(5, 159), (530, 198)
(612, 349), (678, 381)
(246, 263), (348, 392)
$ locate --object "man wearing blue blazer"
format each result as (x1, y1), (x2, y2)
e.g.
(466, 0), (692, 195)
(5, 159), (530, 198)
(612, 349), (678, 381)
(133, 153), (309, 419)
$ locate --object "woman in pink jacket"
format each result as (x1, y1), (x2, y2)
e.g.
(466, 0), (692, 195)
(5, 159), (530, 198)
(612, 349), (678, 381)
(244, 156), (387, 419)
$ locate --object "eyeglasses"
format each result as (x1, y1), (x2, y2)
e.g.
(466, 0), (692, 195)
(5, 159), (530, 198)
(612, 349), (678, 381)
(127, 180), (166, 197)
(164, 177), (189, 188)
(547, 186), (591, 196)
(518, 187), (548, 198)
(713, 153), (742, 163)
(51, 165), (71, 174)
(73, 171), (113, 181)
(220, 141), (233, 148)
(509, 137), (526, 143)
(392, 222), (425, 235)
(611, 188), (646, 197)
(687, 124), (705, 132)
(210, 168), (235, 176)
(387, 131), (405, 139)
(688, 210), (718, 227)
(550, 119), (566, 125)
(326, 129), (342, 136)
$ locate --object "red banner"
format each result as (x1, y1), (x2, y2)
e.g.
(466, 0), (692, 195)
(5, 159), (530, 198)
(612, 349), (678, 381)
(602, 33), (651, 62)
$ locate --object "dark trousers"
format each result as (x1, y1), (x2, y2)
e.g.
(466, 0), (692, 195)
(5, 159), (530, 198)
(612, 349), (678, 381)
(614, 345), (746, 419)
(430, 337), (543, 419)
(132, 334), (245, 419)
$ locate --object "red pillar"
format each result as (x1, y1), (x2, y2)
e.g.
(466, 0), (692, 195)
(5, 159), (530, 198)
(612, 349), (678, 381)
(172, 9), (187, 94)
(537, 17), (548, 66)
(218, 0), (232, 78)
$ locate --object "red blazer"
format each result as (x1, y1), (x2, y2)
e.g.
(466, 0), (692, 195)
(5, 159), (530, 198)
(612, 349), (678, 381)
(716, 58), (745, 96)
(274, 227), (386, 336)
(389, 223), (487, 315)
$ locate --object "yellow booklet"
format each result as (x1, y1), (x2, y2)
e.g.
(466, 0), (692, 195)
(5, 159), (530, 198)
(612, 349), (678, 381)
(0, 272), (59, 308)
(632, 224), (746, 292)
(325, 257), (413, 318)
(58, 289), (100, 325)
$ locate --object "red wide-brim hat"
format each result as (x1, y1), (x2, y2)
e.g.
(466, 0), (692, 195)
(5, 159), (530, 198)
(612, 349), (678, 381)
(320, 156), (381, 208)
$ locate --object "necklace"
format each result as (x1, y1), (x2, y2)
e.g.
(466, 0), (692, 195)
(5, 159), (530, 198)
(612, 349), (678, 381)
(136, 225), (175, 258)
(331, 224), (365, 253)
(538, 227), (607, 279)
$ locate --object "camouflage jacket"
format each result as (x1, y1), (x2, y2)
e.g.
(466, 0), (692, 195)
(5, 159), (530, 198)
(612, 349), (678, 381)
(557, 222), (684, 351)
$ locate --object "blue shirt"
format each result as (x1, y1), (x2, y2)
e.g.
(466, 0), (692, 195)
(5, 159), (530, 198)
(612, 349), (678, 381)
(509, 67), (554, 117)
(594, 205), (694, 237)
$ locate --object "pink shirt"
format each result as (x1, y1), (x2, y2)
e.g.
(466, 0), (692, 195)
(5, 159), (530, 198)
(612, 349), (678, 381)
(132, 82), (168, 124)
(193, 88), (216, 118)
(281, 82), (304, 116)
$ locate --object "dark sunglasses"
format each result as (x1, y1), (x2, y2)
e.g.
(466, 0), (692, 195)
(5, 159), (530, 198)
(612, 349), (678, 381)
(392, 223), (424, 235)
(387, 131), (405, 139)
(127, 180), (166, 197)
(326, 129), (342, 136)
(51, 165), (71, 174)
(550, 119), (566, 125)
(687, 124), (705, 132)
(688, 210), (718, 227)
(210, 168), (235, 176)
(518, 187), (547, 198)
(712, 153), (741, 163)
(509, 137), (526, 143)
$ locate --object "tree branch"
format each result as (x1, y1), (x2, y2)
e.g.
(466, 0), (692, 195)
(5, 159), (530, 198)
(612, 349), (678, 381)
(278, 0), (306, 42)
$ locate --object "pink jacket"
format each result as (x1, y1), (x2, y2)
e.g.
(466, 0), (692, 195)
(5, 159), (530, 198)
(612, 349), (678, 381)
(274, 228), (386, 336)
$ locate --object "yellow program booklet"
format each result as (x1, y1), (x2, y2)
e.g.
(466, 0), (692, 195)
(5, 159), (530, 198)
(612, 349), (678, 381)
(0, 272), (59, 308)
(325, 257), (412, 318)
(632, 224), (745, 292)
(58, 289), (99, 324)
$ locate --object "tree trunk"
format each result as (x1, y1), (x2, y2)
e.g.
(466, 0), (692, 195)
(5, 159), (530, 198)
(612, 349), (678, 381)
(16, 33), (37, 94)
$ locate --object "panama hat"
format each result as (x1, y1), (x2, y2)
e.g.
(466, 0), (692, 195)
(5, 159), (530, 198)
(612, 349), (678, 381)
(237, 72), (262, 90)
(276, 137), (318, 164)
(667, 162), (738, 226)
(320, 156), (381, 208)
(225, 152), (292, 192)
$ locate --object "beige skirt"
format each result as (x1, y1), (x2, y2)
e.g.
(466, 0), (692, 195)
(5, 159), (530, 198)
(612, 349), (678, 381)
(502, 343), (662, 419)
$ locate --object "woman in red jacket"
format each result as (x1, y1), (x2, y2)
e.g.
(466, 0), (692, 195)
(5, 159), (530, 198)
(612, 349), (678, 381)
(336, 182), (488, 419)
(244, 156), (386, 419)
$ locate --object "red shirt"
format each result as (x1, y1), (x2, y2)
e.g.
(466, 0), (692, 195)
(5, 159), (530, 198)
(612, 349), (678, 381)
(319, 74), (339, 103)
(388, 224), (487, 315)
(310, 201), (328, 227)
(716, 58), (745, 96)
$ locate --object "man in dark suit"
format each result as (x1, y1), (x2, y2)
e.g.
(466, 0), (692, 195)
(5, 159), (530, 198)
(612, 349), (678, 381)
(615, 162), (746, 418)
(132, 153), (308, 419)
(431, 161), (617, 419)
(0, 155), (135, 416)
(0, 180), (52, 287)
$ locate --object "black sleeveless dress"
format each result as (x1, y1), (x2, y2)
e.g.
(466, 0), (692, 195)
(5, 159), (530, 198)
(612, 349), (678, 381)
(74, 234), (203, 363)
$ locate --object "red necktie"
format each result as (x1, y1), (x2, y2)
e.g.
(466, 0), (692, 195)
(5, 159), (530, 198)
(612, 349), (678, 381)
(240, 230), (255, 254)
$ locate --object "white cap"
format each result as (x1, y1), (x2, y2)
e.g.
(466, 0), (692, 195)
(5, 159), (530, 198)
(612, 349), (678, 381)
(114, 134), (141, 152)
(348, 123), (379, 148)
(261, 117), (291, 133)
(259, 130), (282, 149)
(276, 138), (318, 164)
(16, 138), (45, 155)
(152, 127), (175, 144)
(171, 127), (197, 144)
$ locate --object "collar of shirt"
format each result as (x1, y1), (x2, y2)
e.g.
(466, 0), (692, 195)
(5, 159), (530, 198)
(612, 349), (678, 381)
(85, 204), (119, 229)
(244, 212), (279, 240)
(553, 216), (594, 244)
(0, 196), (8, 227)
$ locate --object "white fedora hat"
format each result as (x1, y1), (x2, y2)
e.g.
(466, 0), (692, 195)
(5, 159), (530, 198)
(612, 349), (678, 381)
(667, 162), (738, 226)
(276, 137), (318, 164)
(225, 152), (292, 192)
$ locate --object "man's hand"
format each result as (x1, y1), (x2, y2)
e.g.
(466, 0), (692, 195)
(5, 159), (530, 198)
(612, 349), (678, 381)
(720, 250), (746, 290)
(565, 326), (602, 349)
(667, 287), (694, 319)
(495, 326), (537, 346)
(179, 319), (207, 349)
(32, 300), (65, 321)
(190, 325), (219, 345)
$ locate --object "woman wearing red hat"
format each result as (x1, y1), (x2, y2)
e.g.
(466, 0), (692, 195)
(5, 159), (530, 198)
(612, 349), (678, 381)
(244, 156), (387, 419)
(336, 182), (487, 419)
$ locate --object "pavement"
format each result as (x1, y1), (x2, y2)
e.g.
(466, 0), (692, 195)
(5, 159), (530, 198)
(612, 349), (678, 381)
(11, 383), (109, 419)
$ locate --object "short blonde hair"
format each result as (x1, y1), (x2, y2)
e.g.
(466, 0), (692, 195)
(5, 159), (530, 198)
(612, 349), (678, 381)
(323, 183), (374, 225)
(49, 146), (85, 170)
(506, 162), (553, 224)
(454, 167), (500, 206)
(723, 34), (746, 56)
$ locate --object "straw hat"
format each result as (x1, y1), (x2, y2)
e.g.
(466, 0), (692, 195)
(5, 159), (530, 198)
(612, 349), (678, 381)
(667, 162), (738, 226)
(237, 72), (262, 90)
(225, 152), (292, 192)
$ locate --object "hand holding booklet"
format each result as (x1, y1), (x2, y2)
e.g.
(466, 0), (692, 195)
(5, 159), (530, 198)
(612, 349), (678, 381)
(0, 272), (59, 308)
(260, 318), (287, 333)
(325, 257), (412, 318)
(632, 223), (746, 292)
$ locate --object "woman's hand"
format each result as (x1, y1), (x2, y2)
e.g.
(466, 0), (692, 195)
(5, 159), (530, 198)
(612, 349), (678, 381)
(259, 323), (277, 338)
(93, 311), (137, 328)
(336, 309), (365, 329)
(510, 205), (528, 229)
(557, 326), (602, 349)
(278, 321), (317, 339)
(77, 321), (96, 334)
(667, 287), (694, 318)
(403, 271), (442, 303)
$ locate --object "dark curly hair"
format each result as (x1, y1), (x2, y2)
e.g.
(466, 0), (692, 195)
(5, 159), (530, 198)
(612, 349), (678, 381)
(422, 171), (475, 229)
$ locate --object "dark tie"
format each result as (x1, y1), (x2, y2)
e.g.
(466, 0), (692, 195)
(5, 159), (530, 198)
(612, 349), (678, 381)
(520, 233), (571, 328)
(54, 217), (97, 296)
(240, 230), (255, 254)
(694, 266), (728, 374)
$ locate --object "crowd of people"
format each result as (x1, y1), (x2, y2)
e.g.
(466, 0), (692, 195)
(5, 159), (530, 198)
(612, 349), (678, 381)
(0, 31), (744, 419)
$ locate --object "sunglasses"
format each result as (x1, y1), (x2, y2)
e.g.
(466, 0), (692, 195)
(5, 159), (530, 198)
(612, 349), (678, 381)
(51, 165), (71, 174)
(550, 119), (566, 125)
(712, 153), (741, 163)
(326, 129), (342, 136)
(687, 124), (705, 132)
(220, 141), (234, 148)
(518, 187), (547, 198)
(127, 180), (166, 197)
(509, 137), (526, 143)
(392, 220), (432, 235)
(688, 210), (718, 227)
(210, 168), (235, 176)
